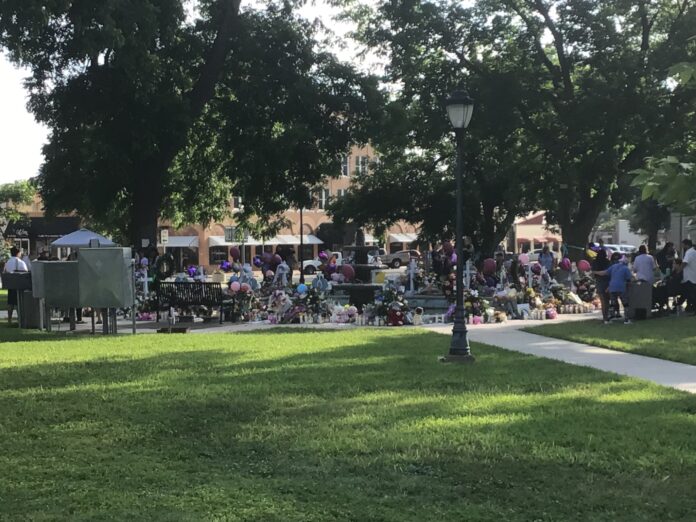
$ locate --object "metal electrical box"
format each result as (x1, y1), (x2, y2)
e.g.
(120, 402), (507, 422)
(78, 248), (134, 308)
(32, 261), (80, 307)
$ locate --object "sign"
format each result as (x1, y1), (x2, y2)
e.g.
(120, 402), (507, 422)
(160, 228), (169, 246)
(224, 226), (236, 243)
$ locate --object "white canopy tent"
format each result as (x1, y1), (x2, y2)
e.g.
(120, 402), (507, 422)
(51, 228), (116, 248)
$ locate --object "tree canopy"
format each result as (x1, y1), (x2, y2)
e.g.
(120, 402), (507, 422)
(0, 1), (379, 244)
(332, 0), (696, 256)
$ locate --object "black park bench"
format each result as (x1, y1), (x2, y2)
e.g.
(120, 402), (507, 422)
(154, 282), (227, 323)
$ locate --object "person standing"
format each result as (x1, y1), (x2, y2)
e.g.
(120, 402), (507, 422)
(539, 245), (556, 275)
(595, 254), (633, 324)
(655, 242), (676, 276)
(592, 249), (611, 323)
(3, 247), (29, 325)
(680, 239), (696, 313)
(632, 245), (657, 284)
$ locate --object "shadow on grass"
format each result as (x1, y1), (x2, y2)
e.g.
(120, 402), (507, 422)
(1, 330), (696, 521)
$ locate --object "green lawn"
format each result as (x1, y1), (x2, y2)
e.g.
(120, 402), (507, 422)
(526, 316), (696, 366)
(2, 326), (696, 521)
(0, 288), (7, 310)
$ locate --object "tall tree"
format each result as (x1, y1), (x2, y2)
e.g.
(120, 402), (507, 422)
(628, 198), (671, 252)
(0, 1), (377, 244)
(0, 180), (34, 260)
(0, 180), (34, 230)
(342, 0), (696, 258)
(330, 4), (545, 256)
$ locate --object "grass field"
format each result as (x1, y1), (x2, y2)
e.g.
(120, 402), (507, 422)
(2, 325), (696, 521)
(526, 315), (696, 365)
(0, 288), (7, 310)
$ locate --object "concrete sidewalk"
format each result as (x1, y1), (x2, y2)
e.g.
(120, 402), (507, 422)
(426, 318), (696, 394)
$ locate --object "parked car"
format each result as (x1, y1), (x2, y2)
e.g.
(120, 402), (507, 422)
(367, 248), (387, 264)
(302, 251), (343, 275)
(603, 244), (637, 255)
(381, 249), (421, 269)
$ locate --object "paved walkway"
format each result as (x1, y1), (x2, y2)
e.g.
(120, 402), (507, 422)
(426, 317), (696, 394)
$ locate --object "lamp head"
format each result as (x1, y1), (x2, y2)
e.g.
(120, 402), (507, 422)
(446, 89), (474, 129)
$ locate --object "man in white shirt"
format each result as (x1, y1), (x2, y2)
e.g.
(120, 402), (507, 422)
(680, 239), (696, 313)
(3, 247), (29, 324)
(632, 245), (657, 284)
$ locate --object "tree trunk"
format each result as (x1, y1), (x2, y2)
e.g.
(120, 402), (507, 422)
(562, 223), (593, 261)
(126, 0), (243, 244)
(647, 227), (658, 253)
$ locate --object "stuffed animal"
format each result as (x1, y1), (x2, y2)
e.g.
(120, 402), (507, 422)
(387, 302), (405, 326)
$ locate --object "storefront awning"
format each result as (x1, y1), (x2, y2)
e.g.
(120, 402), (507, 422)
(516, 237), (530, 243)
(160, 235), (199, 248)
(274, 234), (324, 245)
(389, 232), (418, 243)
(4, 217), (81, 239)
(364, 233), (377, 244)
(208, 234), (322, 247)
(534, 236), (560, 243)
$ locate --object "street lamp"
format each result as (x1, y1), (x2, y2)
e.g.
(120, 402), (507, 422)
(299, 206), (305, 284)
(441, 88), (475, 363)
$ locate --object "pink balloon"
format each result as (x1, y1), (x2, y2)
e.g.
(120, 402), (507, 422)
(483, 258), (496, 276)
(341, 264), (356, 282)
(229, 246), (241, 261)
(230, 281), (241, 292)
(577, 259), (591, 272)
(559, 257), (571, 271)
(331, 273), (341, 282)
(265, 270), (274, 278)
(240, 283), (251, 293)
(518, 253), (530, 265)
(531, 263), (542, 275)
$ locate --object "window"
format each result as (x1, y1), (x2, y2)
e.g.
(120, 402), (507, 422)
(341, 155), (350, 177)
(337, 189), (347, 198)
(357, 155), (369, 175)
(318, 189), (331, 210)
(209, 246), (229, 265)
(232, 196), (243, 210)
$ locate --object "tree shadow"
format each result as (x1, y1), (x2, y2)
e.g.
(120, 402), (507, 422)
(1, 330), (696, 520)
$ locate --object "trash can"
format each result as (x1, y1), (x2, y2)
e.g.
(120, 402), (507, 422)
(18, 290), (42, 329)
(627, 281), (653, 320)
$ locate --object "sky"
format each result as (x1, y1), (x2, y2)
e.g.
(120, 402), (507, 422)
(0, 0), (372, 185)
(0, 56), (49, 184)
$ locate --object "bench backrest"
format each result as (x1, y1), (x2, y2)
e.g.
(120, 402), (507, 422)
(156, 282), (224, 308)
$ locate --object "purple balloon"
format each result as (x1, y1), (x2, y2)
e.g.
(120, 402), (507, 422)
(253, 256), (263, 267)
(262, 252), (273, 263)
(450, 253), (457, 264)
(229, 246), (241, 261)
(272, 254), (283, 266)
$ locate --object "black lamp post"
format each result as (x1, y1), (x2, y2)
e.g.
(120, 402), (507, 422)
(441, 88), (475, 363)
(299, 206), (305, 284)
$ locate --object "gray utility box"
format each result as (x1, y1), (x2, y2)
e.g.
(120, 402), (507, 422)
(78, 248), (134, 308)
(1, 272), (32, 290)
(32, 261), (80, 307)
(627, 280), (653, 320)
